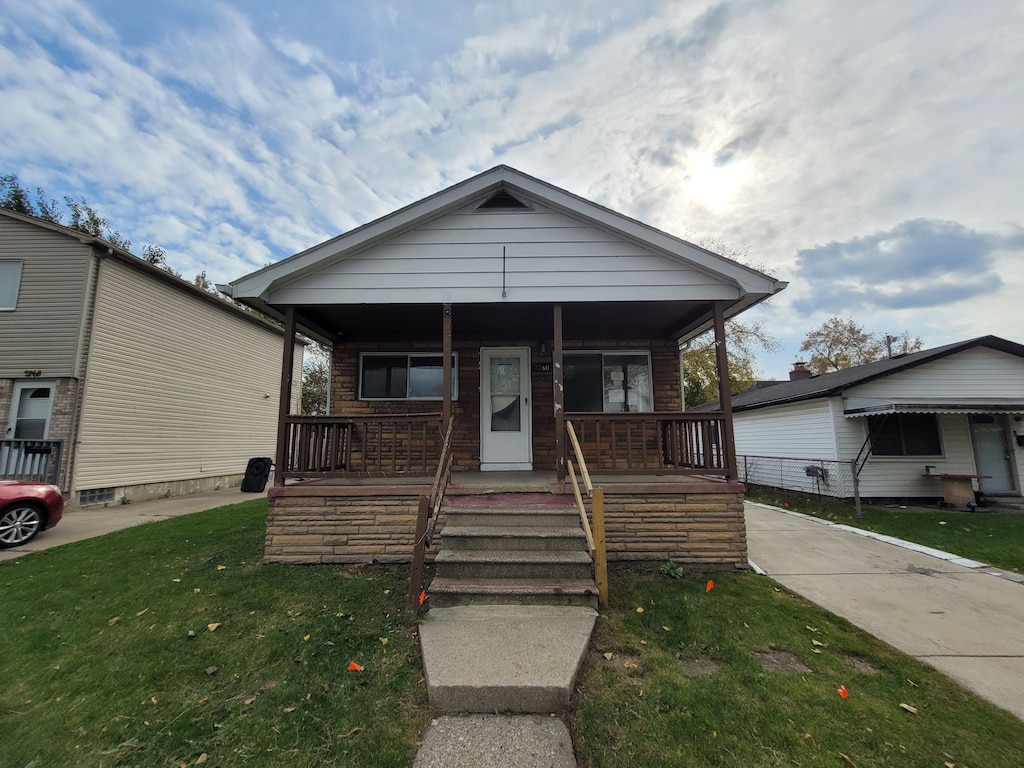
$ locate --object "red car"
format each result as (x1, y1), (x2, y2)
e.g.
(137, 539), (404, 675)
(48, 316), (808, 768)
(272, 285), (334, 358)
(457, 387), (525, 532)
(0, 481), (64, 548)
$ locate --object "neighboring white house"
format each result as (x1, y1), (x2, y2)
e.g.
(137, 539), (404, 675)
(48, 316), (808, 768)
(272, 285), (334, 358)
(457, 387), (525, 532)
(0, 207), (302, 507)
(715, 337), (1024, 503)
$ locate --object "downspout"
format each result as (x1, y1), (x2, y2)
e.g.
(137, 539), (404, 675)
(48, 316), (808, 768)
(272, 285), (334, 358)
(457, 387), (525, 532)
(66, 246), (108, 500)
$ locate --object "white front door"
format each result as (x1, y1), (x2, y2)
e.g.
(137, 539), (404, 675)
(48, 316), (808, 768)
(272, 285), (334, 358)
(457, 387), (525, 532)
(970, 414), (1016, 494)
(6, 381), (55, 439)
(480, 347), (532, 470)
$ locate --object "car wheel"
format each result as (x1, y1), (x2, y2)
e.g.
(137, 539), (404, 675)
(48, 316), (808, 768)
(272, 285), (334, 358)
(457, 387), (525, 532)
(0, 502), (45, 549)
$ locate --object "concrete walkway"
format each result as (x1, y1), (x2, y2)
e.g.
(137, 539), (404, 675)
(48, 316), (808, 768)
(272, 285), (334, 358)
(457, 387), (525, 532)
(0, 488), (257, 562)
(745, 501), (1024, 720)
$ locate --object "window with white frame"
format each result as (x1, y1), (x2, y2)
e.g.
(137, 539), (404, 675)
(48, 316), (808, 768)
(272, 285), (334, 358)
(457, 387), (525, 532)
(563, 352), (653, 412)
(0, 261), (23, 310)
(359, 353), (458, 400)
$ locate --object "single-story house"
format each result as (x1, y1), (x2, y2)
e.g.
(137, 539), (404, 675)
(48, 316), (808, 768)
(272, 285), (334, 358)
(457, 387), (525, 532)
(0, 207), (302, 507)
(221, 165), (787, 578)
(712, 336), (1024, 505)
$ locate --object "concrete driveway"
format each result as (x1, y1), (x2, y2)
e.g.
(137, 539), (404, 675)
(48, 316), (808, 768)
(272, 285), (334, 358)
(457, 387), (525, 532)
(0, 488), (258, 563)
(745, 501), (1024, 721)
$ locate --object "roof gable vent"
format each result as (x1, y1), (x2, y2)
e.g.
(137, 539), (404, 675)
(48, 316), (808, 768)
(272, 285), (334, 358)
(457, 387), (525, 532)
(475, 189), (530, 210)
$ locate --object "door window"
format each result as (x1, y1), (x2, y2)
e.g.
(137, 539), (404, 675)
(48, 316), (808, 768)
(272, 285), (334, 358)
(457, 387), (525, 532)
(489, 357), (522, 432)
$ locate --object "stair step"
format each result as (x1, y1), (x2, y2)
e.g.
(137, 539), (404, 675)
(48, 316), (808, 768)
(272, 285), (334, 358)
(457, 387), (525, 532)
(440, 525), (588, 551)
(428, 576), (599, 608)
(444, 507), (581, 528)
(434, 549), (594, 580)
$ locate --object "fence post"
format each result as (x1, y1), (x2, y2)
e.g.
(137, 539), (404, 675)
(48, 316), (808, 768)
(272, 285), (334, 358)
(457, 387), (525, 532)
(851, 460), (863, 520)
(592, 487), (608, 608)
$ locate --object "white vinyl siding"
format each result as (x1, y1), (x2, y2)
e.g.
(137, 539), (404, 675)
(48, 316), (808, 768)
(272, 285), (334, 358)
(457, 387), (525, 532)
(0, 217), (91, 378)
(270, 207), (739, 305)
(75, 258), (289, 489)
(733, 399), (839, 460)
(849, 347), (1024, 399)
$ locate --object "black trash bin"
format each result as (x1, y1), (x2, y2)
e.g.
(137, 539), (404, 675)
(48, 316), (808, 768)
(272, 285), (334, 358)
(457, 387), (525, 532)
(241, 457), (273, 493)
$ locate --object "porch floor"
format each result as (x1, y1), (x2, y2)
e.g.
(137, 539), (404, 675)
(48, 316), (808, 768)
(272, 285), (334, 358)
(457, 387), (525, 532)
(285, 470), (741, 496)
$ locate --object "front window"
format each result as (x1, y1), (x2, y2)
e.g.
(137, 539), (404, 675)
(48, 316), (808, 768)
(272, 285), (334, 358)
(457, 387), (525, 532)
(868, 413), (942, 456)
(564, 352), (653, 412)
(359, 353), (458, 400)
(0, 261), (23, 310)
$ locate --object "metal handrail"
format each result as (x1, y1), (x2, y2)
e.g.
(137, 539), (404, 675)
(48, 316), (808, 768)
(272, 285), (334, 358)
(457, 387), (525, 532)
(566, 420), (608, 607)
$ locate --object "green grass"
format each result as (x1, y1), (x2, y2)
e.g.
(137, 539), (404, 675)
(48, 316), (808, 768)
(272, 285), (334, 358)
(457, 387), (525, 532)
(571, 569), (1024, 768)
(747, 487), (1024, 573)
(5, 499), (1024, 768)
(0, 500), (429, 767)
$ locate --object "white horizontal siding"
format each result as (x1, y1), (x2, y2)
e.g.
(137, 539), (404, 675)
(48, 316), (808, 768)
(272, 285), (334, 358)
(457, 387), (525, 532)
(0, 217), (90, 378)
(270, 207), (737, 305)
(734, 399), (839, 459)
(849, 347), (1024, 399)
(75, 258), (286, 490)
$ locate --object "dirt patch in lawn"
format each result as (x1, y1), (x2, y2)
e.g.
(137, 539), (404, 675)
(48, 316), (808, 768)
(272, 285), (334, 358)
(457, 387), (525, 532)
(677, 656), (721, 676)
(600, 653), (641, 673)
(844, 655), (881, 675)
(754, 650), (812, 674)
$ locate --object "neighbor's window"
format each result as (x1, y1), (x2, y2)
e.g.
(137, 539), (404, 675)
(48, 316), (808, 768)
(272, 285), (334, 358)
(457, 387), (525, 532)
(564, 352), (653, 412)
(868, 413), (942, 456)
(0, 261), (23, 310)
(359, 353), (458, 400)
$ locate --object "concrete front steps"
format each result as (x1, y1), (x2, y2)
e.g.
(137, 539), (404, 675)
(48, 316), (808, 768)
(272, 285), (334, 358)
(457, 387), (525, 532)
(428, 497), (599, 608)
(420, 494), (599, 713)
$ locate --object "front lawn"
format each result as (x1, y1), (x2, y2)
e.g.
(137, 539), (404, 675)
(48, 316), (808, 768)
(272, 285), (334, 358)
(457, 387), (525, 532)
(747, 487), (1024, 573)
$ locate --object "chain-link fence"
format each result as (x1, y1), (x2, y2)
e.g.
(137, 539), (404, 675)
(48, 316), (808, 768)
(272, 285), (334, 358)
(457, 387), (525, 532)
(738, 454), (860, 505)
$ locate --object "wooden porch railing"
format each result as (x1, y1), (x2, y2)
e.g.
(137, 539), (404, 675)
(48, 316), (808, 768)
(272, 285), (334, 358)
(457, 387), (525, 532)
(406, 417), (455, 617)
(282, 414), (443, 478)
(566, 412), (733, 477)
(0, 439), (63, 485)
(566, 420), (608, 607)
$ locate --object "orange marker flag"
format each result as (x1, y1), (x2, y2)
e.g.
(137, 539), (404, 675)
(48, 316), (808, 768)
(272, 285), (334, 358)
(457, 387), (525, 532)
(348, 661), (362, 672)
(419, 589), (426, 605)
(705, 580), (714, 593)
(837, 685), (849, 699)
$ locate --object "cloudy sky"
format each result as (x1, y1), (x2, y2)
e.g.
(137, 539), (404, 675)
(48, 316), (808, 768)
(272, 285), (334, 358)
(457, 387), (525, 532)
(2, 0), (1022, 378)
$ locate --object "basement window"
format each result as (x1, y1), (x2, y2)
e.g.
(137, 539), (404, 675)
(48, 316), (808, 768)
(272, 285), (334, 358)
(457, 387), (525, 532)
(564, 352), (653, 413)
(79, 487), (116, 506)
(359, 353), (458, 400)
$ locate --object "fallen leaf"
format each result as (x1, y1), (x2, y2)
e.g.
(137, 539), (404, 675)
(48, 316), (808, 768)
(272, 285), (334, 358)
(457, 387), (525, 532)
(193, 588), (201, 594)
(623, 661), (638, 670)
(379, 637), (388, 645)
(806, 625), (818, 633)
(243, 696), (257, 705)
(207, 623), (220, 632)
(198, 698), (208, 705)
(216, 565), (227, 570)
(283, 706), (296, 713)
(172, 578), (182, 583)
(303, 634), (310, 641)
(662, 626), (671, 632)
(347, 661), (362, 672)
(945, 762), (955, 768)
(260, 680), (279, 690)
(326, 640), (335, 647)
(636, 607), (644, 613)
(838, 753), (856, 767)
(603, 652), (614, 660)
(812, 639), (827, 647)
(204, 667), (218, 676)
(419, 590), (426, 605)
(812, 648), (823, 654)
(705, 580), (714, 592)
(135, 609), (148, 617)
(195, 754), (208, 766)
(108, 617), (120, 626)
(906, 679), (918, 687)
(639, 640), (647, 645)
(150, 696), (158, 705)
(837, 685), (849, 699)
(899, 703), (918, 715)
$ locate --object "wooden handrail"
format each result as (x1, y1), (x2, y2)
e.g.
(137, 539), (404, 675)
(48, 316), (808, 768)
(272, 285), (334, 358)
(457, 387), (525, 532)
(405, 416), (455, 618)
(566, 419), (608, 607)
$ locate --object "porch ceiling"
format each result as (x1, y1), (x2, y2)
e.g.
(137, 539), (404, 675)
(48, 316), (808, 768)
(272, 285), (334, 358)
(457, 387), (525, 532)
(289, 300), (712, 343)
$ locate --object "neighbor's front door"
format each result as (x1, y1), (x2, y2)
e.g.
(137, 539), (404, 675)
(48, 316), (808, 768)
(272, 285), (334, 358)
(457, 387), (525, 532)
(480, 347), (532, 470)
(6, 381), (55, 439)
(970, 414), (1016, 494)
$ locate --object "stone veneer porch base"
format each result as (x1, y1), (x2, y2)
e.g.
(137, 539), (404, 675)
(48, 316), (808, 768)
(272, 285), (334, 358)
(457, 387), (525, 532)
(263, 480), (748, 569)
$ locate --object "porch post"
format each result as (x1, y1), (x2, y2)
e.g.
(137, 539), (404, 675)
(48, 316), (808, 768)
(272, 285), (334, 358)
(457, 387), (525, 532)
(712, 301), (738, 480)
(554, 304), (565, 481)
(274, 305), (297, 487)
(442, 304), (453, 427)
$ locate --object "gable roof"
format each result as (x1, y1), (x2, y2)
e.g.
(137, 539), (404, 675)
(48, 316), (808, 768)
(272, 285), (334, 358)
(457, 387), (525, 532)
(706, 336), (1024, 412)
(223, 165), (786, 339)
(0, 207), (285, 337)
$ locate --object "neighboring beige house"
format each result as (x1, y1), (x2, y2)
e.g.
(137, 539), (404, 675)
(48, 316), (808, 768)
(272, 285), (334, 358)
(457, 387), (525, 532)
(0, 207), (301, 508)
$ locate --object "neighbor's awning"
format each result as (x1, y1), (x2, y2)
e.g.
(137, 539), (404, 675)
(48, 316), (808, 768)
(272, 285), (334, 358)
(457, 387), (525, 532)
(842, 397), (1024, 417)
